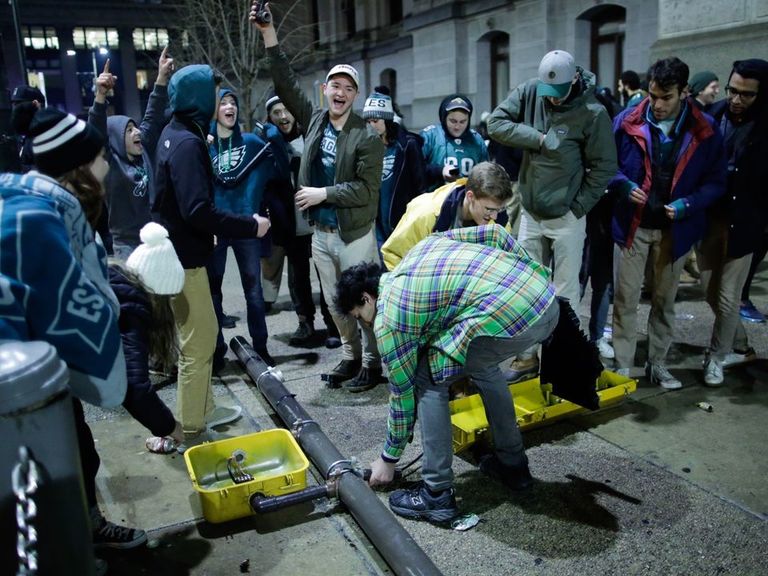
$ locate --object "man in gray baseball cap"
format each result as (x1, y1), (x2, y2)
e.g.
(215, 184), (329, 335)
(487, 48), (617, 382)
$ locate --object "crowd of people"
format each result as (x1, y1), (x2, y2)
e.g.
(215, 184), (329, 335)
(2, 2), (767, 564)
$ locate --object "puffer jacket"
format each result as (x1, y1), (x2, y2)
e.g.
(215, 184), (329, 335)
(487, 68), (616, 219)
(109, 266), (176, 437)
(267, 46), (384, 243)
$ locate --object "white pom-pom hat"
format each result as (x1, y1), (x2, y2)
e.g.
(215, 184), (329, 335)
(125, 223), (185, 295)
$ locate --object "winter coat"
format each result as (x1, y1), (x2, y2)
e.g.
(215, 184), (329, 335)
(487, 68), (616, 219)
(0, 171), (126, 407)
(609, 98), (727, 260)
(109, 267), (175, 437)
(378, 126), (427, 241)
(150, 65), (263, 269)
(708, 68), (768, 257)
(380, 179), (508, 270)
(267, 45), (384, 244)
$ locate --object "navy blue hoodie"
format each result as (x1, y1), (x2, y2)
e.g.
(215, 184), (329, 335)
(150, 65), (263, 268)
(209, 88), (288, 225)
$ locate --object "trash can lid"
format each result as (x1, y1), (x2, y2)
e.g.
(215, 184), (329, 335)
(0, 341), (69, 415)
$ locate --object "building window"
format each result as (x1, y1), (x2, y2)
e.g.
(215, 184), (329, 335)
(390, 0), (403, 24)
(379, 69), (397, 104)
(133, 28), (170, 51)
(490, 34), (509, 109)
(72, 27), (120, 49)
(23, 26), (59, 50)
(581, 5), (626, 94)
(341, 0), (356, 38)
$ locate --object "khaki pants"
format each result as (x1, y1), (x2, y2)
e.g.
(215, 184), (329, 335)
(697, 218), (753, 358)
(261, 244), (285, 303)
(612, 227), (688, 370)
(312, 227), (380, 367)
(171, 267), (217, 434)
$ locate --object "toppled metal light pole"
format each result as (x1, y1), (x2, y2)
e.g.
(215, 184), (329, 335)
(231, 336), (443, 576)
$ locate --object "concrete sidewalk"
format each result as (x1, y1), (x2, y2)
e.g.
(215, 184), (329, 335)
(86, 256), (768, 575)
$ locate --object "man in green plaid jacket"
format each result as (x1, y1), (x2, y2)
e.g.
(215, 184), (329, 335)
(335, 223), (559, 522)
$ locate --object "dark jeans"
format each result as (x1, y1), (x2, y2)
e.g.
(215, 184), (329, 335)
(580, 195), (614, 342)
(73, 398), (99, 508)
(284, 235), (336, 333)
(741, 230), (768, 302)
(207, 237), (268, 356)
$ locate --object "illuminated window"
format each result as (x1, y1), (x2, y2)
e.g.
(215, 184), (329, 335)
(23, 26), (58, 51)
(72, 27), (119, 49)
(136, 69), (149, 90)
(132, 28), (169, 51)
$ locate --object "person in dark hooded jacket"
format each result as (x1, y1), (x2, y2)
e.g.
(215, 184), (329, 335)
(207, 87), (288, 368)
(89, 48), (172, 260)
(696, 58), (768, 385)
(420, 94), (488, 191)
(151, 64), (271, 452)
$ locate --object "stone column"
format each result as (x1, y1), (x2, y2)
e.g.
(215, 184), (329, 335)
(118, 27), (140, 120)
(56, 27), (82, 115)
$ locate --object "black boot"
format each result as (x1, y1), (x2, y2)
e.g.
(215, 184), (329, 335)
(344, 365), (385, 393)
(322, 358), (361, 388)
(289, 320), (315, 347)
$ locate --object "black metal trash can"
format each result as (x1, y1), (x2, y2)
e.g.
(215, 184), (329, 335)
(0, 341), (95, 575)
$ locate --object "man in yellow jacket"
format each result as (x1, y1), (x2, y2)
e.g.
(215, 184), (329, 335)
(381, 162), (512, 270)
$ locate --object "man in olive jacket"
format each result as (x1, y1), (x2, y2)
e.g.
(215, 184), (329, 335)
(254, 4), (385, 390)
(488, 49), (615, 380)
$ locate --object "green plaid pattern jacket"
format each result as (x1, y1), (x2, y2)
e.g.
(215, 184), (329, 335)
(375, 224), (556, 460)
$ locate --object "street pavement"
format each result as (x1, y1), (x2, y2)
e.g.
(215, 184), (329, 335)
(86, 253), (768, 576)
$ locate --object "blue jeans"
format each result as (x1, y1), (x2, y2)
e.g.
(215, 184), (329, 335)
(206, 238), (268, 358)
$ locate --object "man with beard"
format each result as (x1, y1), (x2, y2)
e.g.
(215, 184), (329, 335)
(10, 85), (45, 173)
(697, 59), (768, 385)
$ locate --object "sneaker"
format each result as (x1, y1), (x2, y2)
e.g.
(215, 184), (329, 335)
(206, 405), (242, 429)
(344, 365), (385, 393)
(221, 314), (237, 329)
(739, 300), (766, 323)
(389, 482), (458, 523)
(176, 429), (225, 454)
(703, 357), (724, 387)
(645, 362), (682, 390)
(503, 357), (539, 384)
(478, 454), (533, 491)
(325, 336), (342, 349)
(615, 367), (631, 377)
(323, 358), (361, 388)
(91, 509), (147, 550)
(596, 338), (615, 359)
(289, 321), (315, 346)
(255, 348), (276, 367)
(723, 347), (758, 367)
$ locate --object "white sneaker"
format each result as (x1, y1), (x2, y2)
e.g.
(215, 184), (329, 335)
(703, 357), (724, 387)
(645, 362), (682, 390)
(206, 405), (242, 429)
(722, 347), (757, 367)
(616, 368), (630, 377)
(596, 338), (615, 359)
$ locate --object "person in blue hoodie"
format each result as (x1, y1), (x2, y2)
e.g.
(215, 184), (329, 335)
(207, 88), (287, 369)
(420, 94), (488, 191)
(150, 65), (271, 452)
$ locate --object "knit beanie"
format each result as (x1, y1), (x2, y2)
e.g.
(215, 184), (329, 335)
(125, 223), (185, 295)
(688, 71), (718, 96)
(363, 92), (394, 121)
(265, 88), (282, 114)
(28, 108), (104, 178)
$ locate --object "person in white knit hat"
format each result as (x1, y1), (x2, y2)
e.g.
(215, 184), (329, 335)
(111, 223), (241, 455)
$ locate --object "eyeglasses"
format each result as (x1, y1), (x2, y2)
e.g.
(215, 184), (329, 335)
(481, 204), (504, 216)
(726, 85), (758, 100)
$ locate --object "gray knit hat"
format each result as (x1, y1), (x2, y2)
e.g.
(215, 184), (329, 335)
(688, 71), (718, 96)
(363, 92), (394, 121)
